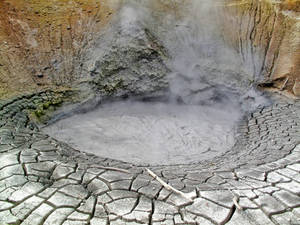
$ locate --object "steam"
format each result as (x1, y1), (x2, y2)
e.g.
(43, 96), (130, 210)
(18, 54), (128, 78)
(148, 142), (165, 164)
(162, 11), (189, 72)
(43, 0), (271, 166)
(111, 0), (270, 109)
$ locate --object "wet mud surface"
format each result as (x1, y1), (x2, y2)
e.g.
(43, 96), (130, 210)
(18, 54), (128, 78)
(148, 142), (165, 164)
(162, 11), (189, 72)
(43, 101), (241, 165)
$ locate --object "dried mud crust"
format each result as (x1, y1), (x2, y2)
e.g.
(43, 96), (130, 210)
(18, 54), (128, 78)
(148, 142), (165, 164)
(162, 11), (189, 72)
(0, 92), (299, 225)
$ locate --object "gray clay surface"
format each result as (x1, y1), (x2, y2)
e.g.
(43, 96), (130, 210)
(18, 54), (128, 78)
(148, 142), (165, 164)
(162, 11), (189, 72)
(43, 101), (241, 165)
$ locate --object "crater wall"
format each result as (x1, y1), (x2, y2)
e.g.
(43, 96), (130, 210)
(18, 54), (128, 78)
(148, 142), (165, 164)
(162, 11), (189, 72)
(0, 0), (299, 100)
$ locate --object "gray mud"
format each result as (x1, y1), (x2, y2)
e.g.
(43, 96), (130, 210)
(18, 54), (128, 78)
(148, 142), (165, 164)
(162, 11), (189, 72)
(42, 100), (242, 165)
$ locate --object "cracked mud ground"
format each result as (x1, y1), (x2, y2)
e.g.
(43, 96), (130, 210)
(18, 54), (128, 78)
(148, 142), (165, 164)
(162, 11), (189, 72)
(0, 92), (300, 225)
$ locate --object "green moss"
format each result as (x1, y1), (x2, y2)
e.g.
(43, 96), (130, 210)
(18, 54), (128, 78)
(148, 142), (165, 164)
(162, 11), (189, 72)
(29, 92), (70, 123)
(52, 98), (63, 106)
(34, 108), (45, 118)
(42, 102), (51, 110)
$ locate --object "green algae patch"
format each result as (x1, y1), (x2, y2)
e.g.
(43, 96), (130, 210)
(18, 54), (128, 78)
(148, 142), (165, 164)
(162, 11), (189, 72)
(28, 89), (81, 124)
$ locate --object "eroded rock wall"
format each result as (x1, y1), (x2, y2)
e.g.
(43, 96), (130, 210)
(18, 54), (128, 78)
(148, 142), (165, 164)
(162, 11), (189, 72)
(0, 0), (113, 98)
(222, 0), (300, 96)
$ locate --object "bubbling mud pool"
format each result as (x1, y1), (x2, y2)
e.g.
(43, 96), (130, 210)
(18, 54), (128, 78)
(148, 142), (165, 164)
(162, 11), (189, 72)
(42, 100), (243, 165)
